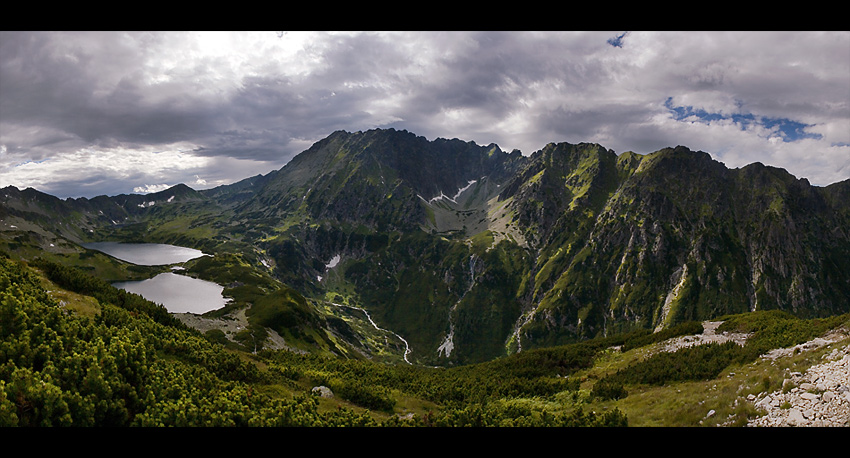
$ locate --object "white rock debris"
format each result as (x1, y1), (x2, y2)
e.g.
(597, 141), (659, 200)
(745, 327), (850, 427)
(656, 321), (750, 354)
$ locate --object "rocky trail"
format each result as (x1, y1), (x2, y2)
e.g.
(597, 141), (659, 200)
(656, 320), (751, 353)
(654, 320), (849, 427)
(746, 331), (850, 427)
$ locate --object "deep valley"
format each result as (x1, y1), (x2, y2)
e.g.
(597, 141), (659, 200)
(2, 128), (849, 427)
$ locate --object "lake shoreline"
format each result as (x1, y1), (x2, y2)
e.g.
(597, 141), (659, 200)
(84, 241), (227, 314)
(82, 241), (207, 266)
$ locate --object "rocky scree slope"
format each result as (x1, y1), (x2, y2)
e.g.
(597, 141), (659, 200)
(746, 332), (850, 427)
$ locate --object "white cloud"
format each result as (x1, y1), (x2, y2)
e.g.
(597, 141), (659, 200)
(1, 144), (208, 196)
(1, 31), (848, 197)
(667, 93), (742, 117)
(133, 184), (171, 194)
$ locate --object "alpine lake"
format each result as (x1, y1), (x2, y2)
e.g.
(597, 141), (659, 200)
(82, 242), (229, 314)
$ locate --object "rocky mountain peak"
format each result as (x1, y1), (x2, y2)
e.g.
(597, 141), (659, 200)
(3, 129), (848, 366)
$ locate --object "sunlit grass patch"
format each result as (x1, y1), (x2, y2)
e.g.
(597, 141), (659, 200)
(37, 272), (101, 318)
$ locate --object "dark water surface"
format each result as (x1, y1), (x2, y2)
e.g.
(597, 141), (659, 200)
(82, 241), (206, 265)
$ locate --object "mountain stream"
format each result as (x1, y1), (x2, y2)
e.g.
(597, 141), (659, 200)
(437, 254), (477, 358)
(330, 301), (412, 365)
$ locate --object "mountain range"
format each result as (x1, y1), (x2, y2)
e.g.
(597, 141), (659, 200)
(2, 128), (849, 366)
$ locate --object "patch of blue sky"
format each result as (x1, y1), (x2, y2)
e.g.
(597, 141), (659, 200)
(14, 158), (49, 167)
(664, 97), (822, 142)
(607, 32), (629, 48)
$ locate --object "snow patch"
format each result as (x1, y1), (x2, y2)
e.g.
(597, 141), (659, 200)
(452, 179), (477, 201)
(326, 254), (341, 270)
(429, 190), (456, 204)
(424, 179), (478, 205)
(437, 330), (454, 357)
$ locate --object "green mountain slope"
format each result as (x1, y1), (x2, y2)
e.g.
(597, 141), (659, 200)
(2, 128), (849, 368)
(4, 251), (847, 427)
(510, 145), (850, 351)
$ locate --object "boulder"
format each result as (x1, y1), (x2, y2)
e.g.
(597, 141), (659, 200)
(312, 385), (334, 398)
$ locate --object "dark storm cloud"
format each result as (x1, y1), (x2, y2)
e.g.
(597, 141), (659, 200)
(407, 32), (610, 113)
(539, 103), (659, 146)
(1, 32), (221, 155)
(1, 31), (618, 167)
(1, 31), (848, 198)
(389, 32), (623, 152)
(222, 74), (377, 161)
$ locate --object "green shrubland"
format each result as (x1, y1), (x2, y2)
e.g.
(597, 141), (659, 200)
(3, 251), (847, 427)
(0, 252), (626, 426)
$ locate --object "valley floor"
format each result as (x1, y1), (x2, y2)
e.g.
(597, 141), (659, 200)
(172, 306), (850, 427)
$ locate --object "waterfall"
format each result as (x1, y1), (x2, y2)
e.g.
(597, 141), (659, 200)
(437, 254), (478, 358)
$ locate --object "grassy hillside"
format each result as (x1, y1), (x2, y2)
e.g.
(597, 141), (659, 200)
(3, 251), (847, 427)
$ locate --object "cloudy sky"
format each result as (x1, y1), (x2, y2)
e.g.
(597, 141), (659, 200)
(1, 31), (848, 198)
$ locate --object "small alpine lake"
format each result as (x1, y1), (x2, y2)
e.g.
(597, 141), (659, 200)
(82, 241), (207, 266)
(82, 241), (228, 314)
(113, 272), (229, 314)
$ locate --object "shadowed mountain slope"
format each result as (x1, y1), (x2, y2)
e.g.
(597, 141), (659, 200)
(2, 129), (848, 366)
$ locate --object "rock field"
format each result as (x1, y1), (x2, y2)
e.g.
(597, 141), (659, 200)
(656, 320), (750, 353)
(658, 321), (849, 427)
(746, 335), (850, 427)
